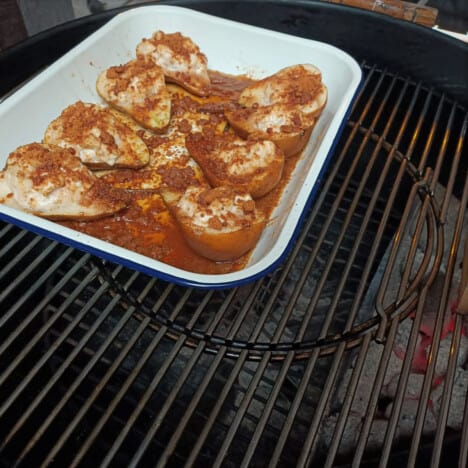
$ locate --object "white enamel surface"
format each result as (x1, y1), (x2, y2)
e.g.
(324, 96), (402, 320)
(0, 6), (362, 287)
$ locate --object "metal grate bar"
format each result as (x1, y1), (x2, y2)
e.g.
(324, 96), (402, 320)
(0, 239), (60, 304)
(313, 77), (418, 339)
(439, 113), (467, 222)
(293, 74), (424, 464)
(415, 92), (446, 174)
(374, 100), (447, 334)
(404, 86), (434, 165)
(16, 269), (142, 465)
(238, 361), (294, 466)
(206, 359), (302, 465)
(155, 348), (226, 466)
(407, 104), (466, 465)
(214, 278), (329, 466)
(374, 100), (467, 464)
(129, 331), (209, 465)
(409, 284), (451, 465)
(161, 279), (316, 463)
(187, 361), (243, 465)
(94, 283), (255, 465)
(98, 289), (208, 467)
(296, 70), (401, 338)
(351, 316), (401, 465)
(0, 222), (14, 241)
(177, 280), (293, 464)
(155, 289), (244, 463)
(430, 123), (467, 466)
(0, 243), (75, 328)
(39, 294), (148, 466)
(345, 82), (425, 326)
(0, 228), (27, 258)
(224, 356), (291, 466)
(372, 96), (464, 466)
(434, 314), (465, 465)
(83, 289), (191, 466)
(69, 331), (167, 465)
(181, 354), (252, 465)
(60, 278), (158, 466)
(323, 334), (373, 467)
(379, 284), (432, 464)
(352, 95), (464, 461)
(128, 299), (227, 464)
(48, 314), (153, 466)
(294, 344), (348, 466)
(0, 231), (38, 280)
(0, 249), (86, 371)
(268, 348), (323, 466)
(375, 170), (438, 338)
(4, 266), (103, 462)
(429, 100), (459, 195)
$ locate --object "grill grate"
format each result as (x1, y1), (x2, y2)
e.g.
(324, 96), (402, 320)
(0, 62), (467, 467)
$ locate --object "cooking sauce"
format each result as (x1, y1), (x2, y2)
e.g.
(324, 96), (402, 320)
(62, 71), (303, 274)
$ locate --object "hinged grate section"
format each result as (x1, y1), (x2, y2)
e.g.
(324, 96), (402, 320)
(94, 63), (457, 360)
(0, 62), (467, 467)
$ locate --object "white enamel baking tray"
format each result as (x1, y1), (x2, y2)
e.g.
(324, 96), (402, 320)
(0, 5), (361, 288)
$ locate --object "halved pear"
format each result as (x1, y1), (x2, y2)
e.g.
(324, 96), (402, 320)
(44, 101), (149, 170)
(137, 31), (211, 97)
(225, 64), (327, 157)
(186, 131), (284, 198)
(96, 59), (171, 131)
(160, 185), (265, 261)
(0, 143), (129, 220)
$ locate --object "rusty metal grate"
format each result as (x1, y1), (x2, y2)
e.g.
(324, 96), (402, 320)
(0, 61), (467, 467)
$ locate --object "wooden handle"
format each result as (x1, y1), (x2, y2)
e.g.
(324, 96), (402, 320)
(322, 0), (438, 27)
